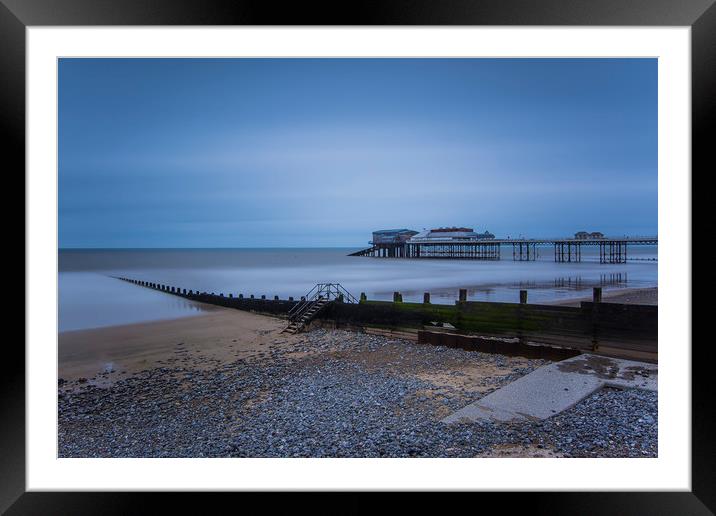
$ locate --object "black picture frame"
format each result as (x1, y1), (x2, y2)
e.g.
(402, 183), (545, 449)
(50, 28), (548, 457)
(5, 0), (710, 512)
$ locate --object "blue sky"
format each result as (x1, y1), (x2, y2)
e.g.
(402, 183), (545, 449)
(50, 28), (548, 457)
(59, 58), (657, 248)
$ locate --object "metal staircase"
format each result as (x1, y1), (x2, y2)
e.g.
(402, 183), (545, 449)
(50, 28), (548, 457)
(282, 283), (358, 334)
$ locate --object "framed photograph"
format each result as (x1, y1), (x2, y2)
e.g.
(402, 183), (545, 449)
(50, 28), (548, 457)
(8, 0), (710, 511)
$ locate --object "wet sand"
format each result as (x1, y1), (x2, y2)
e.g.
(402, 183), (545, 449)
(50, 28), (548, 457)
(546, 287), (657, 307)
(58, 306), (535, 395)
(59, 287), (657, 386)
(58, 307), (290, 388)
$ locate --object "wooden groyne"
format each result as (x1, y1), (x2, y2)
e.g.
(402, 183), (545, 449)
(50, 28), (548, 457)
(115, 278), (657, 363)
(114, 277), (299, 317)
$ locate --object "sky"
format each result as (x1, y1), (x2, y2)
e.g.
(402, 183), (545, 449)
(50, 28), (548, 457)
(59, 58), (657, 248)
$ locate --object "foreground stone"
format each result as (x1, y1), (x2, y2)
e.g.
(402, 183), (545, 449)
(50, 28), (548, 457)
(58, 329), (656, 458)
(443, 354), (657, 424)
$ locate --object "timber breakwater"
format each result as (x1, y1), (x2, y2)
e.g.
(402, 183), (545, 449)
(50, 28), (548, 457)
(115, 277), (657, 363)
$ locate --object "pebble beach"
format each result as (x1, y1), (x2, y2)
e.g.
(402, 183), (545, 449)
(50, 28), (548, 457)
(58, 313), (657, 458)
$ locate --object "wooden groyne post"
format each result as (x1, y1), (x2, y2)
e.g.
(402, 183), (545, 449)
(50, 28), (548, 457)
(591, 287), (601, 351)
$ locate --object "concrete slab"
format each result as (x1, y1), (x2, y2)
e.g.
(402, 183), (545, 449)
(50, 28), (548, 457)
(442, 354), (657, 424)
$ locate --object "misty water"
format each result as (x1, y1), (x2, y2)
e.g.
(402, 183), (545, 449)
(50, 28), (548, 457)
(59, 246), (657, 332)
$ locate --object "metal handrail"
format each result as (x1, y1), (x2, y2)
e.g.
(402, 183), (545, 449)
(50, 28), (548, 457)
(287, 298), (313, 319)
(287, 296), (325, 322)
(287, 283), (358, 321)
(330, 283), (359, 304)
(287, 284), (320, 318)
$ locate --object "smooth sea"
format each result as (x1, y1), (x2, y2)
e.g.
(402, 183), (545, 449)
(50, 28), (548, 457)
(59, 246), (658, 332)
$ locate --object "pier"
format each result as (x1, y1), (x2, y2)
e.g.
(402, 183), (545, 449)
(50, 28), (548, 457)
(350, 235), (657, 264)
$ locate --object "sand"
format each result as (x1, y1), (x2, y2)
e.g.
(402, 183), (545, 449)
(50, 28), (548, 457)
(545, 287), (657, 307)
(58, 303), (541, 399)
(58, 307), (292, 388)
(59, 287), (657, 386)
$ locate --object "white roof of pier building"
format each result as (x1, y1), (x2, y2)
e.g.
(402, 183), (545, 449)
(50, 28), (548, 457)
(409, 227), (495, 242)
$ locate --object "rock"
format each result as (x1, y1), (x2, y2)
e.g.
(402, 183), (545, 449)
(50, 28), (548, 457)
(57, 329), (655, 459)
